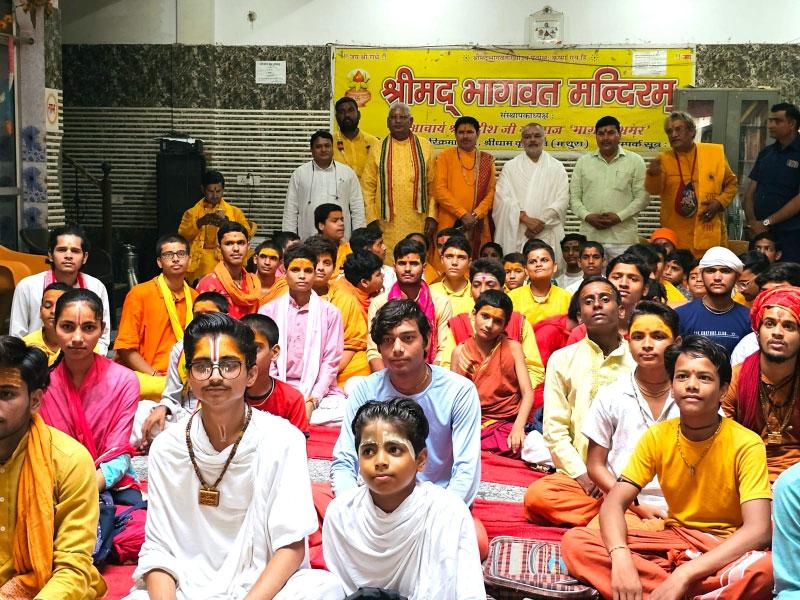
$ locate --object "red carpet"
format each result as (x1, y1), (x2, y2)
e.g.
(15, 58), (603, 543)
(480, 451), (546, 487)
(306, 424), (339, 459)
(472, 498), (565, 543)
(102, 564), (135, 599)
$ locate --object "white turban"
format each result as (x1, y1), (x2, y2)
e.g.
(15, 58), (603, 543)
(698, 246), (744, 273)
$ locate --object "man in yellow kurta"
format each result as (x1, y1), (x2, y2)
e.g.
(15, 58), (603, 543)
(434, 116), (496, 257)
(178, 170), (256, 283)
(645, 111), (737, 257)
(1, 336), (106, 599)
(362, 102), (438, 258)
(333, 96), (380, 194)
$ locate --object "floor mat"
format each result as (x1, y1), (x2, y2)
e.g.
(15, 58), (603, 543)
(472, 498), (565, 543)
(307, 424), (340, 459)
(480, 451), (547, 487)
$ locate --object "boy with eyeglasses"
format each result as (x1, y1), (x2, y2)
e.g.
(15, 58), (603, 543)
(115, 233), (199, 400)
(126, 312), (344, 600)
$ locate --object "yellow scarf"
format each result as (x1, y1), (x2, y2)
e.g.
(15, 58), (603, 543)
(10, 415), (55, 597)
(213, 262), (262, 313)
(157, 274), (193, 341)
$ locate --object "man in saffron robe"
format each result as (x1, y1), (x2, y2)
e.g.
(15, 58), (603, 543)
(197, 222), (261, 319)
(366, 238), (453, 370)
(362, 102), (438, 255)
(178, 170), (256, 283)
(434, 115), (496, 256)
(492, 123), (569, 262)
(723, 285), (800, 481)
(646, 111), (737, 257)
(115, 234), (198, 404)
(259, 244), (346, 427)
(0, 336), (106, 599)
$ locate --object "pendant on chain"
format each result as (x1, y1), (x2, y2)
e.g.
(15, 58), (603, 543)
(199, 488), (220, 507)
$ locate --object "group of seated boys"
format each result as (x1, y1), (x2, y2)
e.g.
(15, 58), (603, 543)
(4, 213), (800, 599)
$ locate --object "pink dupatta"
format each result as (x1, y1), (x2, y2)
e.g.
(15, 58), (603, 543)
(42, 355), (140, 490)
(388, 281), (437, 363)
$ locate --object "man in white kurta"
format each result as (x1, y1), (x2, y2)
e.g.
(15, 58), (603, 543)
(282, 130), (365, 240)
(492, 123), (569, 266)
(323, 481), (485, 599)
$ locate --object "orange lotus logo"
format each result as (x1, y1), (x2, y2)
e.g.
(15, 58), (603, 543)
(345, 69), (372, 107)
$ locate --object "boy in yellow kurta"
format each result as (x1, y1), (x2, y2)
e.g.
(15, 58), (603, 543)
(305, 236), (371, 386)
(361, 104), (437, 257)
(508, 239), (572, 327)
(178, 170), (256, 283)
(434, 116), (496, 257)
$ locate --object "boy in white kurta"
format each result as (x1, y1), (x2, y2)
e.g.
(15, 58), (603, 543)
(323, 397), (485, 599)
(126, 312), (343, 600)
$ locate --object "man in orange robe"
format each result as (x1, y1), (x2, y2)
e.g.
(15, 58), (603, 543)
(646, 111), (737, 257)
(434, 116), (496, 257)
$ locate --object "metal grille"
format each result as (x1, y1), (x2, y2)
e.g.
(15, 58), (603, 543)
(61, 106), (661, 238)
(46, 89), (65, 227)
(61, 107), (330, 234)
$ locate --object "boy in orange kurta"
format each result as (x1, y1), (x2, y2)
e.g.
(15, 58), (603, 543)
(305, 236), (374, 387)
(115, 234), (198, 398)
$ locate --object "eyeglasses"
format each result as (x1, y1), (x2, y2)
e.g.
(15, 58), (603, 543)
(188, 359), (243, 381)
(160, 250), (189, 260)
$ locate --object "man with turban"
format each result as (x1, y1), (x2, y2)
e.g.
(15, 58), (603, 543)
(676, 246), (751, 355)
(723, 285), (800, 481)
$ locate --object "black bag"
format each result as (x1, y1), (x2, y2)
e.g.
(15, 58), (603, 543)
(93, 490), (147, 568)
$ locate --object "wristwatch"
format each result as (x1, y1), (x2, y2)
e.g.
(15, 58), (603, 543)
(762, 218), (771, 227)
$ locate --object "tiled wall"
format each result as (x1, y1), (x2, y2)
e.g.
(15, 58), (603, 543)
(62, 44), (330, 109)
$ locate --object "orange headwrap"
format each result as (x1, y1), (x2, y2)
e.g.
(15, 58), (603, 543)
(749, 285), (800, 331)
(650, 227), (679, 248)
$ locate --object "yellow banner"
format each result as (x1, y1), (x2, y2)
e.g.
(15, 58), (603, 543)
(333, 47), (695, 152)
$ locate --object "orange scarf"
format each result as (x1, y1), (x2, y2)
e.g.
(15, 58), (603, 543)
(213, 262), (261, 313)
(10, 415), (55, 597)
(335, 278), (371, 317)
(259, 276), (288, 306)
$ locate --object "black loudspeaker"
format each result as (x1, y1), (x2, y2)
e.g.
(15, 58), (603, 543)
(156, 139), (206, 237)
